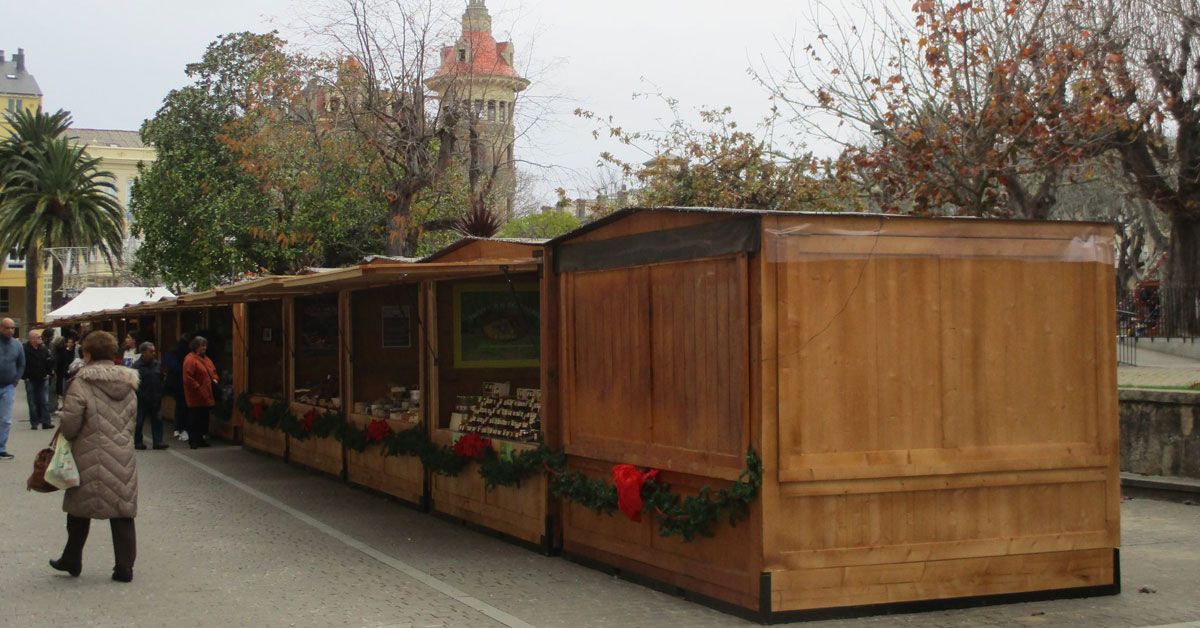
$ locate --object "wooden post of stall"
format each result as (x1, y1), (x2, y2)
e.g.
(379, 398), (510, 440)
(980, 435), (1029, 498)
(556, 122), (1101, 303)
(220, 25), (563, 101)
(539, 247), (561, 551)
(231, 302), (248, 443)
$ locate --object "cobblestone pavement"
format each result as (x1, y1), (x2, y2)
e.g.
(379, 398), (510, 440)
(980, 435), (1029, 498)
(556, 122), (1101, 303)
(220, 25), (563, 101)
(2, 395), (1199, 627)
(1119, 347), (1200, 389)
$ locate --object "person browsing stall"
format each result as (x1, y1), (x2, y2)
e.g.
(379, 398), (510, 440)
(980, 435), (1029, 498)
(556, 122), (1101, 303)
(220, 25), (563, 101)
(182, 336), (217, 449)
(132, 342), (168, 451)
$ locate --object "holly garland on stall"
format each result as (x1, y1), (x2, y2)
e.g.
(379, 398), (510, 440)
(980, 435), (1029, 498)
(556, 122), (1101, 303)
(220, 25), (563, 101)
(236, 393), (763, 541)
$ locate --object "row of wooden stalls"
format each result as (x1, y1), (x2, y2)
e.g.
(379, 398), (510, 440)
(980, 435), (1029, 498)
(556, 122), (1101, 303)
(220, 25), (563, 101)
(53, 208), (1123, 622)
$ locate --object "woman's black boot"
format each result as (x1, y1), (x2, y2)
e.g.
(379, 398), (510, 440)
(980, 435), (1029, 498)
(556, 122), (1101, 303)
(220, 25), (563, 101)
(49, 559), (81, 577)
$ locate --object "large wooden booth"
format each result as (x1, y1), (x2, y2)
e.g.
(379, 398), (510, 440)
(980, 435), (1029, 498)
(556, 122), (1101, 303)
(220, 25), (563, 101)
(225, 278), (295, 458)
(278, 265), (426, 496)
(276, 274), (346, 477)
(422, 239), (555, 549)
(549, 208), (1120, 620)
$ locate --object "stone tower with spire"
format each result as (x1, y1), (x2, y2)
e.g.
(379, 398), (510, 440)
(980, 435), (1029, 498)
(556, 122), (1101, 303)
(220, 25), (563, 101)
(427, 0), (529, 218)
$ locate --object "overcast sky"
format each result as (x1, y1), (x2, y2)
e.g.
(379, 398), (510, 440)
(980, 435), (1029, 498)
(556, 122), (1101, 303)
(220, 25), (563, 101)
(4, 0), (855, 206)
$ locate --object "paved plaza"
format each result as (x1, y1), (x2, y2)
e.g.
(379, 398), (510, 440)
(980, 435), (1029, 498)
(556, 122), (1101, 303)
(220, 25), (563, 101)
(1118, 346), (1200, 389)
(1, 393), (1199, 627)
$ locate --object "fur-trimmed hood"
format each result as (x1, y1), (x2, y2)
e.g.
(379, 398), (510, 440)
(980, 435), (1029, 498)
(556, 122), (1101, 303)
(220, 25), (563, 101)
(74, 362), (139, 400)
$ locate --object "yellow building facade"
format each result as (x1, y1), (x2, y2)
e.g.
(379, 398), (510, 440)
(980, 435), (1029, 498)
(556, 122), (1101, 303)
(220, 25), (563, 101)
(0, 48), (46, 329)
(0, 48), (155, 327)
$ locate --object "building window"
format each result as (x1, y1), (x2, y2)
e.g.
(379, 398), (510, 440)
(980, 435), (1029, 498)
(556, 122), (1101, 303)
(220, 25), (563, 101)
(499, 101), (507, 122)
(6, 98), (22, 112)
(5, 255), (23, 270)
(125, 177), (135, 208)
(0, 288), (8, 312)
(487, 100), (496, 121)
(457, 49), (467, 63)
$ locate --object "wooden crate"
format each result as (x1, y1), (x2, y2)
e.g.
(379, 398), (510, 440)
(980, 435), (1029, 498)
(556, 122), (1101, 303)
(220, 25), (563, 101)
(551, 208), (1120, 619)
(287, 402), (344, 477)
(241, 395), (287, 459)
(345, 414), (425, 506)
(428, 429), (549, 549)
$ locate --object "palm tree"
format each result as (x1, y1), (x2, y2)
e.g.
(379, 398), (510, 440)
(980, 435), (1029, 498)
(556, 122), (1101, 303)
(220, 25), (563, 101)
(0, 112), (125, 327)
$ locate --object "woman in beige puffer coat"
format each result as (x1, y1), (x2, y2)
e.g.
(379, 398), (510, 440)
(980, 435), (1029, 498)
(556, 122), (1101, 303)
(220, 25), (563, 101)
(48, 331), (140, 582)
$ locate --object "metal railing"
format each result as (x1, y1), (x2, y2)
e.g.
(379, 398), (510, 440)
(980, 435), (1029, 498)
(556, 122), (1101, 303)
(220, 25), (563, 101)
(1117, 308), (1138, 366)
(1118, 286), (1200, 340)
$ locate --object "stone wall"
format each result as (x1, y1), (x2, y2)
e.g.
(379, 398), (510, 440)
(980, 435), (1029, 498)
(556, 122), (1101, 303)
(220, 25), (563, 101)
(1120, 389), (1200, 479)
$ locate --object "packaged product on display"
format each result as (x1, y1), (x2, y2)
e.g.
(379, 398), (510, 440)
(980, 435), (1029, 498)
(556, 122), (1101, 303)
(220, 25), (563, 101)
(451, 382), (541, 443)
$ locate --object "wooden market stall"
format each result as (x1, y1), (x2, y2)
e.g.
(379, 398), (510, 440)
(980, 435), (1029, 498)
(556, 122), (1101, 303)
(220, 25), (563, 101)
(226, 278), (294, 458)
(344, 277), (425, 505)
(284, 275), (346, 477)
(548, 207), (1121, 620)
(276, 262), (432, 504)
(422, 239), (555, 550)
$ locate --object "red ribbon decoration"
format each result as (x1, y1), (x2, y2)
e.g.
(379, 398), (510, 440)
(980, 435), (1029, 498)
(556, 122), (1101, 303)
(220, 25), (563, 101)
(452, 432), (493, 459)
(611, 464), (660, 522)
(301, 409), (317, 433)
(366, 419), (392, 442)
(251, 402), (265, 422)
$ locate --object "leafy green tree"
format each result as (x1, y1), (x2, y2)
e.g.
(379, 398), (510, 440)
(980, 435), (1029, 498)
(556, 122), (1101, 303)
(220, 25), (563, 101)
(0, 109), (125, 325)
(131, 32), (396, 289)
(130, 33), (284, 290)
(497, 211), (580, 239)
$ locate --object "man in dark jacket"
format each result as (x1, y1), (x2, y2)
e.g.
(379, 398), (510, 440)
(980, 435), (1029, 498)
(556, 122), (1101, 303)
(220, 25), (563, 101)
(22, 329), (53, 430)
(132, 342), (168, 450)
(0, 318), (23, 460)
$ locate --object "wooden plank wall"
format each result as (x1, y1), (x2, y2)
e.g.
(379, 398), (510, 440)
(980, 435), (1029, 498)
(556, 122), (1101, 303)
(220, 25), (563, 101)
(760, 215), (1119, 612)
(246, 300), (285, 398)
(427, 274), (547, 547)
(432, 276), (540, 430)
(345, 285), (424, 504)
(556, 213), (761, 609)
(348, 285), (421, 405)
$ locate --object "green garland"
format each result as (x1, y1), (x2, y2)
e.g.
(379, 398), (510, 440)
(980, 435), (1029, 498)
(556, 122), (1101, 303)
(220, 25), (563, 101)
(231, 393), (762, 541)
(541, 448), (762, 541)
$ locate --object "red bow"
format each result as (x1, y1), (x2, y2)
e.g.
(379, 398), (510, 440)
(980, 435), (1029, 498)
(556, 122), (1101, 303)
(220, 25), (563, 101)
(452, 432), (493, 459)
(611, 464), (660, 522)
(251, 402), (265, 422)
(366, 419), (392, 442)
(301, 409), (317, 433)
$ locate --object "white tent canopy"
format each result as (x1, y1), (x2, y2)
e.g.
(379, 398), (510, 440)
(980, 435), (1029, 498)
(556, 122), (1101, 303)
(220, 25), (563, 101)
(46, 287), (175, 322)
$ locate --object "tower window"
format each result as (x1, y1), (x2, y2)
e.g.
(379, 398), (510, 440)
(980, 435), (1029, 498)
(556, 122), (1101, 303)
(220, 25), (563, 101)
(487, 101), (497, 121)
(499, 101), (507, 122)
(457, 49), (466, 63)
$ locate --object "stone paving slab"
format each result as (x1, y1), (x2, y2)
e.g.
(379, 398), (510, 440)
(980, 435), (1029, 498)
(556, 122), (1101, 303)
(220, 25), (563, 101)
(1119, 347), (1200, 389)
(2, 389), (1200, 627)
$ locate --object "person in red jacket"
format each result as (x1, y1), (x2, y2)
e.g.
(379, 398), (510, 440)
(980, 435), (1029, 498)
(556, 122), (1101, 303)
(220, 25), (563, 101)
(182, 336), (218, 449)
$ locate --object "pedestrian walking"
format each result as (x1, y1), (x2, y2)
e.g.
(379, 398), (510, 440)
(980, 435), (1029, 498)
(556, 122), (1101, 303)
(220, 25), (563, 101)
(182, 336), (217, 449)
(48, 330), (139, 582)
(163, 336), (190, 441)
(53, 333), (76, 411)
(132, 342), (167, 451)
(0, 318), (23, 461)
(23, 329), (54, 430)
(43, 328), (58, 413)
